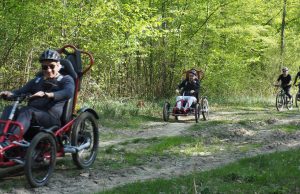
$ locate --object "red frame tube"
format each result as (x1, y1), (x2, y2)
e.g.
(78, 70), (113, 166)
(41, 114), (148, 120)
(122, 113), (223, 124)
(0, 120), (24, 142)
(0, 120), (25, 166)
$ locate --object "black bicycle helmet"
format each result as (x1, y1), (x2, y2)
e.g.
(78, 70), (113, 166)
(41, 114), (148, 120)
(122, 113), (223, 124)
(189, 69), (197, 76)
(39, 49), (60, 62)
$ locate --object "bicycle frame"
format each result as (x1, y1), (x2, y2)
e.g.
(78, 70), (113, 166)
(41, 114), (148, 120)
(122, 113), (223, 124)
(173, 92), (197, 116)
(278, 88), (288, 104)
(275, 85), (293, 111)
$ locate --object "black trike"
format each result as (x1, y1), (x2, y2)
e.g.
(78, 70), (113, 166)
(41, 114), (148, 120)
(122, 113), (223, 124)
(162, 69), (209, 123)
(163, 95), (209, 123)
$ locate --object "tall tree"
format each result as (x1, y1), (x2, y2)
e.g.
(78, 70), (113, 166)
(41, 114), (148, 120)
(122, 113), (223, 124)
(280, 0), (287, 68)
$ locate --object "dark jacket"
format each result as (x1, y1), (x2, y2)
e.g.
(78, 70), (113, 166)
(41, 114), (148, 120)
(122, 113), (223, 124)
(178, 79), (200, 97)
(293, 72), (300, 85)
(277, 74), (291, 87)
(13, 75), (75, 120)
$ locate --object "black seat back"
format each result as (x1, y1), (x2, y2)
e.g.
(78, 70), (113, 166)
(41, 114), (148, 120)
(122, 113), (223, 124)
(66, 51), (83, 91)
(59, 59), (77, 124)
(60, 59), (78, 80)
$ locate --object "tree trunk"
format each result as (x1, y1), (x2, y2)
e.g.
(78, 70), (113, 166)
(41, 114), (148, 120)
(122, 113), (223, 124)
(280, 0), (287, 68)
(161, 0), (167, 97)
(61, 0), (67, 37)
(136, 50), (142, 96)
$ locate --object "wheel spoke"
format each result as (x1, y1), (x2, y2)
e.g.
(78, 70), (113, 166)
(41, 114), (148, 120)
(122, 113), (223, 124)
(72, 112), (98, 169)
(25, 133), (56, 187)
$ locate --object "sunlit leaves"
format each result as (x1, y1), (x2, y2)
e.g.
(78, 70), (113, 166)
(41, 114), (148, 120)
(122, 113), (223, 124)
(0, 0), (300, 98)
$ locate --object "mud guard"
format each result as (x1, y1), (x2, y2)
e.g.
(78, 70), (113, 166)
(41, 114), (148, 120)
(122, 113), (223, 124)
(40, 127), (58, 141)
(77, 108), (99, 119)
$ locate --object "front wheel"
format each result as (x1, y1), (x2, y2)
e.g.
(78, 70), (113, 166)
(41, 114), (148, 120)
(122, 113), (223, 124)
(71, 111), (99, 169)
(163, 102), (170, 122)
(202, 98), (209, 121)
(24, 132), (57, 187)
(276, 93), (284, 111)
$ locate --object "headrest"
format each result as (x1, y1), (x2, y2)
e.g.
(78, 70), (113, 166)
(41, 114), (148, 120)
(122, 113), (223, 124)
(59, 59), (78, 80)
(184, 69), (205, 80)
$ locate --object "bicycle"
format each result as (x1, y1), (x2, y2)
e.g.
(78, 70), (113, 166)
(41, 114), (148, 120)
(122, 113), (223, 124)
(275, 85), (293, 111)
(294, 84), (300, 108)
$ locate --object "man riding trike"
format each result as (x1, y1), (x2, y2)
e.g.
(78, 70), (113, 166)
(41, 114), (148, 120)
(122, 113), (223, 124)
(163, 69), (209, 122)
(0, 45), (99, 187)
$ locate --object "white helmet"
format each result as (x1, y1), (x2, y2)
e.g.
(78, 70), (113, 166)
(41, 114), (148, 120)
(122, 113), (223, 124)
(282, 67), (288, 71)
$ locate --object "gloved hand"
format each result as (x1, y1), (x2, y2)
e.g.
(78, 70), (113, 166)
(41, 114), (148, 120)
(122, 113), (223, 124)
(0, 91), (13, 97)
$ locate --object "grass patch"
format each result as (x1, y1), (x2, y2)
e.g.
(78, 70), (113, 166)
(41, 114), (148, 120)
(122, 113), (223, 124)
(98, 149), (300, 194)
(175, 140), (221, 156)
(275, 124), (300, 133)
(211, 95), (274, 107)
(97, 136), (198, 169)
(0, 176), (26, 192)
(97, 134), (253, 170)
(99, 115), (157, 129)
(145, 136), (196, 154)
(236, 143), (262, 152)
(79, 99), (163, 129)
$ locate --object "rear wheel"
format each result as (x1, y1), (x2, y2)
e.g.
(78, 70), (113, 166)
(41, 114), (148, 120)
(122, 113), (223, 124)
(286, 95), (293, 110)
(202, 98), (209, 121)
(71, 112), (99, 169)
(276, 93), (284, 111)
(195, 103), (200, 123)
(163, 102), (170, 122)
(296, 93), (300, 109)
(24, 132), (56, 187)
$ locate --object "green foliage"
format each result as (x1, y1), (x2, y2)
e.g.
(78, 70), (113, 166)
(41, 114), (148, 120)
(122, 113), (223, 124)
(0, 0), (300, 98)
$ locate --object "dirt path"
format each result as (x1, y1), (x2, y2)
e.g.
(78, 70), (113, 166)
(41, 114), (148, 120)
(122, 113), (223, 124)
(1, 108), (300, 194)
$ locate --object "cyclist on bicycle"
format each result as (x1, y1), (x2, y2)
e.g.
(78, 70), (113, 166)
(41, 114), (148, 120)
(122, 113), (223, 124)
(276, 67), (292, 100)
(293, 67), (300, 90)
(175, 69), (200, 113)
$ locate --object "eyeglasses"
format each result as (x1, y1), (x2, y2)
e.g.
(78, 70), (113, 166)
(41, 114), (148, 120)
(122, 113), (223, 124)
(42, 64), (56, 70)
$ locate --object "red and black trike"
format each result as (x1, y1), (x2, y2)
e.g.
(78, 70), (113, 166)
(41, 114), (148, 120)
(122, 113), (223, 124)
(0, 45), (99, 187)
(163, 69), (209, 123)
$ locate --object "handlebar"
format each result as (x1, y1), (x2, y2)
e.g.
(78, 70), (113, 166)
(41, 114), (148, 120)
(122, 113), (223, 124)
(177, 90), (196, 96)
(274, 84), (292, 87)
(0, 94), (31, 102)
